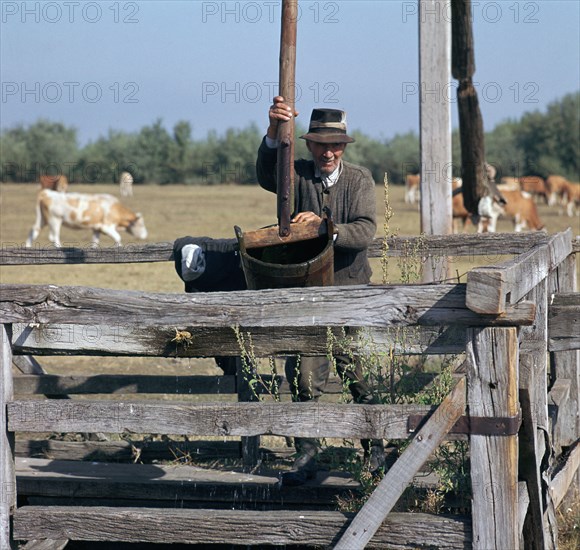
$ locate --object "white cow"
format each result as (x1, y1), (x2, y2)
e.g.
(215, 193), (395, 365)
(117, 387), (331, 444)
(26, 189), (147, 247)
(119, 171), (134, 197)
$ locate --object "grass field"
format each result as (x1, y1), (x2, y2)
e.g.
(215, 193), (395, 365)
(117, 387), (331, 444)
(1, 181), (577, 292)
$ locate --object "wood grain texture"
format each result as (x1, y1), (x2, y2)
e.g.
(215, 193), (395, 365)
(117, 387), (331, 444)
(8, 400), (436, 439)
(467, 327), (519, 550)
(0, 233), (561, 265)
(466, 229), (572, 314)
(13, 506), (472, 547)
(11, 322), (467, 357)
(0, 283), (536, 328)
(548, 292), (580, 351)
(1, 325), (16, 550)
(419, 0), (452, 283)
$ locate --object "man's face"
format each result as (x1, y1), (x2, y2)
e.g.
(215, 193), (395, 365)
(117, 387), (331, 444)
(307, 141), (347, 175)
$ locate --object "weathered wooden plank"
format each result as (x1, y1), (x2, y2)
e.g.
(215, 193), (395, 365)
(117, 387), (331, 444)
(419, 0), (452, 283)
(549, 441), (580, 509)
(548, 292), (580, 351)
(1, 233), (557, 266)
(8, 400), (436, 440)
(13, 507), (472, 548)
(12, 355), (45, 375)
(15, 439), (244, 462)
(519, 343), (552, 549)
(0, 242), (174, 265)
(15, 457), (357, 506)
(241, 219), (323, 249)
(547, 253), (580, 510)
(0, 283), (536, 328)
(466, 229), (572, 314)
(11, 323), (468, 357)
(1, 324), (16, 550)
(467, 327), (519, 550)
(334, 377), (466, 549)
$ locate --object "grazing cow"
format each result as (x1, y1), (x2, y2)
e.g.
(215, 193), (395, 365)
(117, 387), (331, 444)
(451, 178), (476, 233)
(26, 189), (147, 247)
(546, 175), (571, 206)
(490, 189), (545, 232)
(39, 174), (68, 192)
(119, 171), (134, 197)
(563, 182), (580, 217)
(404, 174), (420, 205)
(519, 176), (550, 204)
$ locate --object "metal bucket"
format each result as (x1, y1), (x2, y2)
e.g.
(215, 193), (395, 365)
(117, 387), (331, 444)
(234, 220), (334, 290)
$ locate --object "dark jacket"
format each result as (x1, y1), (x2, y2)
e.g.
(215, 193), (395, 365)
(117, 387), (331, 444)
(256, 137), (376, 285)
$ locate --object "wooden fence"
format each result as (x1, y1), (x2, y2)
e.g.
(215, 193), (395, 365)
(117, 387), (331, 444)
(1, 230), (578, 549)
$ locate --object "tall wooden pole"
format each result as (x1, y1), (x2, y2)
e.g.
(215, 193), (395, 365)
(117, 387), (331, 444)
(277, 0), (297, 237)
(419, 0), (452, 282)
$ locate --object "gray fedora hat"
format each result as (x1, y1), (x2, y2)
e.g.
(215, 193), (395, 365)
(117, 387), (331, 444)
(299, 108), (355, 144)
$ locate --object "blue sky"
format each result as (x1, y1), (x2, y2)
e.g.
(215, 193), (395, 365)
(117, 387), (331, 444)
(1, 0), (579, 145)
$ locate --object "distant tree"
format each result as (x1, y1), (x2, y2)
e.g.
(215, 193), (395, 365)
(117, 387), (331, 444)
(77, 129), (139, 183)
(484, 120), (526, 178)
(1, 120), (79, 182)
(515, 91), (579, 179)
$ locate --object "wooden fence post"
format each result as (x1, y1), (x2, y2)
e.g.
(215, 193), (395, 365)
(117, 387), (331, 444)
(1, 324), (16, 549)
(467, 327), (519, 550)
(519, 278), (557, 549)
(419, 0), (452, 282)
(548, 253), (579, 508)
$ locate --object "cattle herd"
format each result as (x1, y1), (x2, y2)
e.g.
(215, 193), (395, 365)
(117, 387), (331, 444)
(405, 170), (579, 233)
(26, 172), (147, 247)
(24, 168), (577, 246)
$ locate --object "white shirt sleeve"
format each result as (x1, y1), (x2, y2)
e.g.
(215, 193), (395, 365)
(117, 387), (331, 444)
(180, 244), (206, 281)
(265, 135), (279, 149)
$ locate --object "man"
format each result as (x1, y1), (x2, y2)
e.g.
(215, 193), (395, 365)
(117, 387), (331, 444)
(256, 96), (385, 486)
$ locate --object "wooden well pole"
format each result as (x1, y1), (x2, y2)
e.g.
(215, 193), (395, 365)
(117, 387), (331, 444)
(277, 0), (298, 237)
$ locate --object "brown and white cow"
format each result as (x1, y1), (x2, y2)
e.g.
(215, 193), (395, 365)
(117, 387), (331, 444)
(490, 189), (545, 232)
(546, 175), (570, 206)
(404, 173), (420, 205)
(26, 190), (147, 247)
(562, 181), (580, 217)
(39, 174), (69, 192)
(519, 176), (550, 204)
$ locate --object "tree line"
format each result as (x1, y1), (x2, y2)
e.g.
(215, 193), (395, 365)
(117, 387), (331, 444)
(1, 92), (577, 186)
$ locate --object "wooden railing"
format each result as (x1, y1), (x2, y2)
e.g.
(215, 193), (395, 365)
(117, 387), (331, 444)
(1, 229), (578, 549)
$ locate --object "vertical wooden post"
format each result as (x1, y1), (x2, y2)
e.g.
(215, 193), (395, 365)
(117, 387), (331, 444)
(1, 324), (16, 549)
(419, 0), (452, 282)
(548, 254), (579, 508)
(467, 327), (519, 549)
(519, 278), (557, 549)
